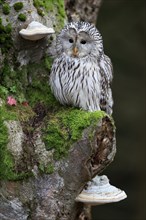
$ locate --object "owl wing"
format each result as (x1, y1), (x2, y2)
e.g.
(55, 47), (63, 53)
(99, 54), (113, 115)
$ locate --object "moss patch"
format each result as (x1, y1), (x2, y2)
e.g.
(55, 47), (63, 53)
(0, 55), (58, 180)
(0, 61), (28, 106)
(33, 0), (57, 14)
(2, 3), (10, 15)
(0, 119), (16, 180)
(25, 58), (60, 109)
(33, 0), (66, 31)
(0, 99), (36, 180)
(0, 56), (56, 110)
(0, 105), (22, 180)
(18, 13), (26, 21)
(0, 18), (13, 54)
(43, 109), (106, 159)
(0, 85), (9, 99)
(0, 1), (5, 4)
(13, 2), (23, 11)
(39, 163), (54, 174)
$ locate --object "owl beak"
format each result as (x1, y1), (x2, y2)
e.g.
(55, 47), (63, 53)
(72, 47), (78, 57)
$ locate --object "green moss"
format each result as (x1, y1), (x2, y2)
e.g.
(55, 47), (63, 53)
(0, 61), (35, 121)
(0, 18), (2, 24)
(46, 163), (54, 174)
(0, 101), (35, 180)
(1, 59), (12, 76)
(0, 0), (5, 5)
(33, 0), (66, 30)
(0, 106), (17, 180)
(39, 163), (54, 174)
(43, 109), (106, 159)
(5, 23), (12, 33)
(33, 0), (53, 13)
(0, 19), (13, 54)
(25, 59), (60, 109)
(2, 3), (10, 15)
(0, 61), (26, 102)
(26, 84), (59, 109)
(13, 2), (23, 11)
(0, 57), (56, 110)
(18, 13), (26, 21)
(36, 7), (45, 16)
(0, 85), (9, 99)
(45, 56), (54, 71)
(55, 0), (66, 31)
(33, 0), (65, 16)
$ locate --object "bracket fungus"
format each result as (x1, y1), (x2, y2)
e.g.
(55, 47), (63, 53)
(19, 21), (55, 41)
(75, 175), (127, 205)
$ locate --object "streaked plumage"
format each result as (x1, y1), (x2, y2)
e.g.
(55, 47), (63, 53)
(50, 21), (113, 114)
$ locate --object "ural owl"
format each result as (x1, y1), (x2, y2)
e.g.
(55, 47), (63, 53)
(50, 22), (113, 115)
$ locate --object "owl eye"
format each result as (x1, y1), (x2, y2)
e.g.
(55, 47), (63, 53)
(80, 40), (86, 44)
(69, 38), (74, 43)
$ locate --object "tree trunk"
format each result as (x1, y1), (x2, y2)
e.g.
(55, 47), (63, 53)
(65, 0), (102, 23)
(0, 1), (116, 219)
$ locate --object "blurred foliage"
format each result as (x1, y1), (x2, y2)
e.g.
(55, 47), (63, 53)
(92, 0), (146, 220)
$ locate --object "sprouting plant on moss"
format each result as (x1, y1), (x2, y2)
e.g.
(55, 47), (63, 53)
(13, 2), (23, 11)
(9, 85), (17, 93)
(2, 3), (10, 15)
(17, 13), (26, 21)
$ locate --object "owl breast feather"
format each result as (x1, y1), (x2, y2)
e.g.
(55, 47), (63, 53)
(50, 55), (102, 112)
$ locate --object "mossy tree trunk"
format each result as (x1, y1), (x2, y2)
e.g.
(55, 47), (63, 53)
(0, 1), (116, 220)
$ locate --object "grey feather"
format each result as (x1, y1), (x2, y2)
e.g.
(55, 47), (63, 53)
(50, 21), (113, 114)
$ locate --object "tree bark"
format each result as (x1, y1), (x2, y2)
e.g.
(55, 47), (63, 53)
(0, 1), (116, 219)
(0, 115), (116, 220)
(65, 0), (102, 23)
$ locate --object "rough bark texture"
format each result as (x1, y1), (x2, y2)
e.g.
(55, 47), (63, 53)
(0, 1), (116, 219)
(0, 116), (116, 220)
(65, 0), (102, 23)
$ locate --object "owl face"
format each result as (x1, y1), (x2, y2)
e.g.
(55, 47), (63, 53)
(59, 28), (94, 58)
(56, 22), (103, 59)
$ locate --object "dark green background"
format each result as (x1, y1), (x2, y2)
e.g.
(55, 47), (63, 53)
(92, 0), (145, 219)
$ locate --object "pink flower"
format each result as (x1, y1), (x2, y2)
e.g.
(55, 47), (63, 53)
(7, 96), (17, 106)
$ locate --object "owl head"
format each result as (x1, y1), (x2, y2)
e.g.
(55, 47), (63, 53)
(56, 21), (103, 59)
